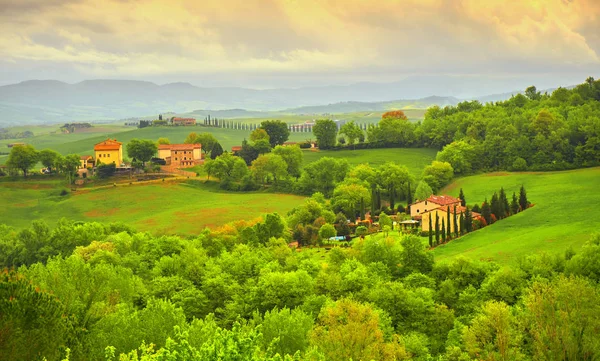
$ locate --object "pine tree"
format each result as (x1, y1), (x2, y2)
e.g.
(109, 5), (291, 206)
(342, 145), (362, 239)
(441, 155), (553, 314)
(490, 192), (500, 221)
(481, 199), (492, 225)
(519, 185), (529, 211)
(428, 215), (433, 248)
(499, 187), (509, 219)
(446, 207), (452, 240)
(441, 219), (446, 243)
(435, 213), (440, 245)
(510, 192), (519, 215)
(454, 205), (459, 238)
(371, 185), (377, 216)
(360, 197), (365, 221)
(465, 206), (473, 233)
(459, 188), (466, 206)
(406, 182), (412, 214)
(459, 212), (465, 235)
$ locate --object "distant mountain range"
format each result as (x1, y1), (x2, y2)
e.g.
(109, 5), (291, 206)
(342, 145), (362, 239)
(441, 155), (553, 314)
(0, 77), (573, 126)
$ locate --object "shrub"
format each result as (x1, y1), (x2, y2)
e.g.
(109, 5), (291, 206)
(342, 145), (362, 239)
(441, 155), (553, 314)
(59, 189), (69, 196)
(511, 157), (528, 171)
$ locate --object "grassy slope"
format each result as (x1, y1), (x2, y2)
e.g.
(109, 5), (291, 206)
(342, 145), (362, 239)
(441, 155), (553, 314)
(303, 148), (437, 176)
(0, 178), (305, 235)
(431, 167), (600, 264)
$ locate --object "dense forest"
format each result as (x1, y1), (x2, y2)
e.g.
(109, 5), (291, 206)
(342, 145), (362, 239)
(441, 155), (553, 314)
(2, 205), (600, 360)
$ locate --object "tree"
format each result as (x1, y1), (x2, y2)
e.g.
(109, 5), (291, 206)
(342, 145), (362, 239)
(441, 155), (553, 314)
(465, 206), (473, 232)
(210, 142), (223, 159)
(441, 219), (446, 243)
(510, 192), (519, 215)
(525, 85), (541, 101)
(59, 154), (82, 184)
(339, 121), (362, 147)
(332, 183), (371, 220)
(435, 213), (440, 245)
(260, 120), (290, 147)
(194, 133), (218, 155)
(428, 215), (433, 247)
(379, 212), (392, 231)
(400, 235), (434, 275)
(319, 224), (336, 242)
(96, 163), (116, 178)
(184, 132), (198, 144)
(38, 149), (59, 172)
(251, 154), (287, 185)
(249, 128), (270, 143)
(6, 144), (38, 177)
(499, 187), (509, 219)
(414, 180), (433, 201)
(481, 199), (492, 225)
(459, 188), (466, 206)
(126, 139), (157, 166)
(253, 138), (272, 155)
(422, 161), (454, 192)
(447, 206), (452, 240)
(157, 137), (170, 145)
(490, 192), (501, 221)
(273, 145), (303, 179)
(379, 162), (414, 210)
(356, 226), (368, 239)
(312, 119), (338, 149)
(436, 140), (477, 175)
(261, 307), (314, 357)
(519, 185), (529, 211)
(298, 157), (349, 196)
(459, 212), (466, 235)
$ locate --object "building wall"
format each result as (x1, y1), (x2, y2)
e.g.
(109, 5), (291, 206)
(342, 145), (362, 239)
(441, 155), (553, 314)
(411, 200), (442, 218)
(158, 149), (171, 159)
(193, 147), (201, 160)
(170, 149), (197, 166)
(422, 208), (462, 233)
(95, 148), (122, 165)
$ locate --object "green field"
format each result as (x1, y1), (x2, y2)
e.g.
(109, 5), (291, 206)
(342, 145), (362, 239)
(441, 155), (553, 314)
(0, 178), (305, 235)
(303, 148), (437, 176)
(431, 167), (600, 264)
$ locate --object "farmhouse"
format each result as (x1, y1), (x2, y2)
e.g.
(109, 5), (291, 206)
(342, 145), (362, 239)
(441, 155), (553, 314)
(157, 143), (202, 167)
(79, 155), (94, 169)
(410, 195), (462, 219)
(172, 117), (196, 126)
(7, 142), (25, 148)
(420, 205), (480, 233)
(94, 139), (123, 166)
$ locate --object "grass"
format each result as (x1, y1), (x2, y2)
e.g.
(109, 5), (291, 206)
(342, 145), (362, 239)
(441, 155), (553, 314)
(302, 148), (438, 176)
(431, 167), (600, 264)
(0, 177), (305, 235)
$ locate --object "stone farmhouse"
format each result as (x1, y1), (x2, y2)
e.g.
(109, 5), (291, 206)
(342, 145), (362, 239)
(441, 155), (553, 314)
(410, 195), (462, 220)
(157, 143), (202, 167)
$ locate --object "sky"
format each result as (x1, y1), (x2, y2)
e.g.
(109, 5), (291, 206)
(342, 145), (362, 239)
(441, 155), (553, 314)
(0, 0), (599, 89)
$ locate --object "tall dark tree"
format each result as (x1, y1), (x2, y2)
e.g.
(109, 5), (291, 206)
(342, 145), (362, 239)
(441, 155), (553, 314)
(370, 184), (377, 216)
(406, 182), (413, 214)
(446, 207), (452, 240)
(459, 188), (466, 206)
(454, 205), (459, 238)
(510, 192), (520, 215)
(459, 212), (465, 235)
(428, 215), (433, 248)
(435, 213), (440, 245)
(260, 120), (290, 147)
(441, 219), (446, 243)
(499, 187), (509, 219)
(481, 199), (492, 225)
(490, 192), (500, 221)
(312, 119), (338, 149)
(465, 206), (473, 232)
(210, 142), (224, 159)
(519, 185), (529, 211)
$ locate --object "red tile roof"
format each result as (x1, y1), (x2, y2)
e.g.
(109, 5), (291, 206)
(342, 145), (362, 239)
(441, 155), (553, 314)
(231, 146), (242, 151)
(158, 143), (201, 151)
(80, 155), (93, 160)
(426, 195), (462, 206)
(94, 139), (122, 151)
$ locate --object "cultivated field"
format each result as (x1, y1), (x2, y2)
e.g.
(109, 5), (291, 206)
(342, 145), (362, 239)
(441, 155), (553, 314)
(0, 177), (305, 235)
(431, 167), (600, 264)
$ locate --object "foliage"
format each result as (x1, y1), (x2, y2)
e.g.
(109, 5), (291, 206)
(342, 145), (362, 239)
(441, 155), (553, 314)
(312, 119), (337, 149)
(6, 144), (38, 177)
(126, 139), (158, 166)
(260, 120), (290, 148)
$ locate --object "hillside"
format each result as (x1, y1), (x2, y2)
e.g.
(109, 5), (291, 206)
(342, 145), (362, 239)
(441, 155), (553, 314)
(432, 167), (600, 264)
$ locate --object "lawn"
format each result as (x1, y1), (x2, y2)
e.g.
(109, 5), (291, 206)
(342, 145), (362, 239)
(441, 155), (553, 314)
(302, 148), (438, 176)
(0, 177), (306, 235)
(431, 167), (600, 264)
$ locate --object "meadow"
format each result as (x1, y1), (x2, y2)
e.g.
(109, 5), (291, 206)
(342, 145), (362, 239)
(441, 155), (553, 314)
(431, 167), (600, 264)
(0, 177), (305, 235)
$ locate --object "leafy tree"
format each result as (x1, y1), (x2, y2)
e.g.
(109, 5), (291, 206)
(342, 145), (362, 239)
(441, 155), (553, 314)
(379, 162), (414, 210)
(249, 128), (270, 143)
(436, 140), (476, 175)
(441, 219), (446, 243)
(210, 142), (224, 159)
(253, 138), (272, 155)
(195, 133), (218, 155)
(58, 154), (82, 184)
(6, 144), (38, 177)
(298, 157), (349, 196)
(261, 307), (314, 357)
(157, 137), (170, 145)
(490, 192), (501, 220)
(499, 187), (509, 219)
(400, 235), (434, 275)
(525, 85), (541, 101)
(339, 121), (362, 147)
(318, 224), (336, 242)
(126, 139), (158, 166)
(184, 132), (199, 144)
(422, 161), (454, 192)
(356, 226), (368, 239)
(312, 119), (338, 149)
(251, 154), (288, 185)
(414, 180), (433, 201)
(332, 182), (371, 220)
(519, 185), (529, 211)
(38, 149), (59, 172)
(260, 120), (290, 147)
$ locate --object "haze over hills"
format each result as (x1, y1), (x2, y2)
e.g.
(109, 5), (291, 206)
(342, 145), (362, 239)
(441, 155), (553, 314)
(0, 76), (584, 126)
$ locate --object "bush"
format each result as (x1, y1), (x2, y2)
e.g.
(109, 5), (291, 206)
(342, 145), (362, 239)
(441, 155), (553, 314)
(511, 157), (528, 171)
(59, 189), (69, 196)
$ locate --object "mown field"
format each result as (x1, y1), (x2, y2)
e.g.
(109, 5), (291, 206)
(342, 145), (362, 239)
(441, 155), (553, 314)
(0, 177), (305, 235)
(431, 167), (600, 264)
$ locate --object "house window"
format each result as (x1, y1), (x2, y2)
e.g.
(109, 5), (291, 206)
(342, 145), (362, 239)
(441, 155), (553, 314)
(107, 154), (110, 157)
(417, 209), (420, 213)
(175, 151), (178, 154)
(175, 158), (178, 161)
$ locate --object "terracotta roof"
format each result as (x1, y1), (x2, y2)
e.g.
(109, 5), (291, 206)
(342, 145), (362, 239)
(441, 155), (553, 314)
(80, 155), (93, 160)
(158, 143), (201, 151)
(172, 117), (195, 121)
(94, 139), (122, 151)
(231, 146), (242, 151)
(426, 195), (462, 206)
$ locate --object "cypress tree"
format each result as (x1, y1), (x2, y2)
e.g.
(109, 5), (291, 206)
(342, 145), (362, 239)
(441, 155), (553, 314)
(499, 187), (509, 219)
(459, 188), (466, 206)
(481, 199), (492, 225)
(454, 205), (459, 238)
(490, 192), (500, 222)
(435, 213), (440, 245)
(465, 206), (473, 232)
(389, 186), (395, 211)
(428, 214), (433, 248)
(360, 197), (365, 221)
(519, 185), (529, 211)
(446, 207), (452, 240)
(510, 192), (519, 215)
(371, 185), (377, 216)
(459, 212), (465, 235)
(441, 219), (446, 243)
(406, 182), (412, 214)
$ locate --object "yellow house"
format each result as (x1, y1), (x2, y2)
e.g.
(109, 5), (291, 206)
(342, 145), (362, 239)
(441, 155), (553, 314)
(421, 205), (481, 233)
(79, 155), (94, 169)
(94, 139), (123, 166)
(410, 195), (462, 219)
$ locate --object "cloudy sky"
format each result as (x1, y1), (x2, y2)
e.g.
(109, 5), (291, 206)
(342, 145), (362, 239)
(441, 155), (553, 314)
(0, 0), (599, 89)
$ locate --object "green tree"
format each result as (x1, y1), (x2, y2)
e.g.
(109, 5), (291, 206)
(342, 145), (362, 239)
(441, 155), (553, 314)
(481, 199), (492, 225)
(519, 185), (529, 211)
(428, 214), (433, 247)
(332, 183), (371, 220)
(38, 149), (59, 172)
(447, 206), (452, 240)
(195, 133), (218, 155)
(422, 161), (454, 192)
(379, 162), (414, 210)
(251, 153), (288, 185)
(261, 307), (314, 357)
(59, 154), (82, 185)
(400, 235), (434, 275)
(454, 205), (459, 238)
(157, 137), (170, 145)
(339, 121), (363, 147)
(436, 140), (477, 175)
(435, 213), (440, 245)
(249, 128), (270, 143)
(414, 180), (433, 201)
(356, 226), (368, 239)
(490, 192), (501, 221)
(510, 192), (519, 215)
(298, 157), (349, 196)
(441, 219), (446, 243)
(319, 223), (337, 242)
(312, 119), (338, 149)
(459, 188), (466, 206)
(253, 138), (272, 154)
(260, 120), (290, 147)
(126, 139), (158, 166)
(210, 142), (224, 159)
(499, 187), (509, 219)
(465, 206), (473, 232)
(525, 85), (541, 100)
(6, 144), (38, 177)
